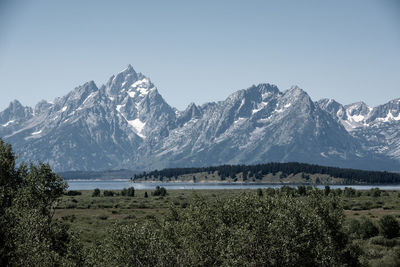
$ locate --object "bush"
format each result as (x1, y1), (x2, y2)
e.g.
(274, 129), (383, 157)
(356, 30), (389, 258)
(98, 215), (108, 220)
(297, 186), (307, 196)
(123, 215), (136, 220)
(152, 186), (167, 197)
(324, 185), (331, 196)
(379, 215), (400, 239)
(121, 187), (135, 197)
(370, 188), (382, 198)
(344, 187), (356, 197)
(359, 216), (379, 239)
(348, 219), (360, 236)
(92, 188), (101, 197)
(103, 190), (115, 197)
(369, 236), (398, 247)
(66, 204), (77, 209)
(257, 188), (263, 196)
(65, 190), (82, 196)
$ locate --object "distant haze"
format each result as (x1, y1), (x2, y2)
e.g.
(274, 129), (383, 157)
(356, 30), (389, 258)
(0, 0), (399, 111)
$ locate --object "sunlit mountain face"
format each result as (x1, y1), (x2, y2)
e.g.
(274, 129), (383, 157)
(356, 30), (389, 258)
(1, 65), (400, 172)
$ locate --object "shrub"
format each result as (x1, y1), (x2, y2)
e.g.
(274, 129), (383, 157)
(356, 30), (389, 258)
(92, 188), (101, 197)
(344, 187), (356, 197)
(103, 190), (115, 197)
(348, 219), (360, 236)
(121, 187), (135, 197)
(369, 236), (398, 247)
(333, 188), (343, 196)
(370, 188), (381, 198)
(379, 215), (400, 239)
(280, 185), (295, 196)
(359, 216), (379, 239)
(66, 204), (77, 209)
(297, 186), (307, 196)
(324, 185), (331, 196)
(123, 215), (136, 220)
(152, 186), (167, 197)
(265, 188), (276, 196)
(65, 190), (82, 196)
(257, 188), (263, 196)
(98, 215), (108, 220)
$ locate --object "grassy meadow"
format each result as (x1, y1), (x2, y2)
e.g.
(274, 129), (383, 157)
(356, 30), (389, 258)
(54, 187), (400, 265)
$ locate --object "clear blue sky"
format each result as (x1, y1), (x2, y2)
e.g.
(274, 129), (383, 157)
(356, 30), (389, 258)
(0, 0), (399, 111)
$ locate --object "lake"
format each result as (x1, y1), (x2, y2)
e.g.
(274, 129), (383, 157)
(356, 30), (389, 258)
(66, 180), (400, 191)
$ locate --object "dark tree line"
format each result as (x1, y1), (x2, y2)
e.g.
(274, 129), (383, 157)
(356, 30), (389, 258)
(135, 162), (400, 184)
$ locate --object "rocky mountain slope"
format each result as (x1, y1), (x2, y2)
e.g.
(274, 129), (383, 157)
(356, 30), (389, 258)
(1, 65), (399, 172)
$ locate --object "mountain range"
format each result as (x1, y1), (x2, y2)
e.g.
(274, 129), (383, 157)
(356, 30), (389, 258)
(1, 65), (399, 172)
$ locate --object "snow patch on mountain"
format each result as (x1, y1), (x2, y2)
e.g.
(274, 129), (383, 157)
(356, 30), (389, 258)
(2, 120), (15, 127)
(376, 111), (400, 122)
(126, 118), (146, 138)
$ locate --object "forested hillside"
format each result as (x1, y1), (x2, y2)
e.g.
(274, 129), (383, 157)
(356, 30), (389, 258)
(135, 162), (400, 184)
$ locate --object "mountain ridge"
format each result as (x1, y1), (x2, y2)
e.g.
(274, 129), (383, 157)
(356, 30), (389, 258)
(1, 65), (399, 172)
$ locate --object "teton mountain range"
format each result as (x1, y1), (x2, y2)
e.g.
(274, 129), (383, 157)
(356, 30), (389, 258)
(1, 65), (399, 172)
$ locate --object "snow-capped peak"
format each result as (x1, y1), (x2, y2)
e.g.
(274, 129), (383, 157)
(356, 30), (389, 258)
(1, 64), (400, 172)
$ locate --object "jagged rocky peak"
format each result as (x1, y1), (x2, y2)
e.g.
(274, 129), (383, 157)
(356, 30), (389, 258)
(368, 98), (400, 123)
(57, 80), (99, 111)
(184, 102), (201, 116)
(317, 99), (346, 120)
(104, 64), (145, 95)
(253, 83), (280, 94)
(318, 98), (343, 110)
(281, 85), (315, 110)
(239, 83), (280, 100)
(285, 85), (308, 97)
(0, 100), (33, 124)
(34, 100), (53, 115)
(345, 101), (371, 117)
(177, 102), (202, 125)
(226, 83), (280, 112)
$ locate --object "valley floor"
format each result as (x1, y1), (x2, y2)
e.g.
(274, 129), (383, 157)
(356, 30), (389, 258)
(55, 188), (400, 266)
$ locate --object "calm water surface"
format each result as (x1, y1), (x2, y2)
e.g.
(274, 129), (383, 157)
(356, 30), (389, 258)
(66, 180), (400, 191)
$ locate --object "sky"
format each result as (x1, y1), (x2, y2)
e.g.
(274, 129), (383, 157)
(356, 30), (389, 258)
(0, 0), (399, 111)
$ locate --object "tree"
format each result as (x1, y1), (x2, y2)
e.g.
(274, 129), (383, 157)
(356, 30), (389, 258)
(257, 188), (263, 196)
(0, 139), (83, 266)
(297, 186), (307, 196)
(324, 185), (331, 196)
(379, 215), (400, 239)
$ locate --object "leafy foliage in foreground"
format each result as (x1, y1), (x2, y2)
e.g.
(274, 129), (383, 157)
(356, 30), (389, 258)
(88, 191), (359, 266)
(135, 162), (400, 184)
(0, 139), (83, 266)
